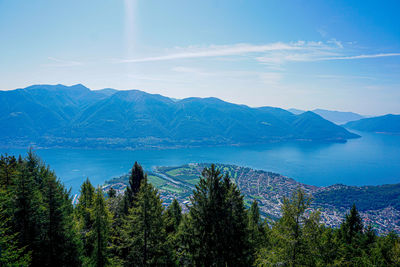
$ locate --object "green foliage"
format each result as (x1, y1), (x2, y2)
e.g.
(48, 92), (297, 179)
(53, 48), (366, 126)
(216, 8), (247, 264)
(89, 187), (111, 267)
(1, 151), (82, 267)
(1, 154), (400, 267)
(180, 164), (251, 266)
(256, 188), (321, 266)
(248, 200), (268, 262)
(165, 198), (182, 235)
(76, 178), (96, 260)
(107, 187), (116, 198)
(0, 189), (31, 266)
(120, 179), (172, 266)
(0, 154), (17, 187)
(121, 162), (146, 215)
(314, 183), (400, 211)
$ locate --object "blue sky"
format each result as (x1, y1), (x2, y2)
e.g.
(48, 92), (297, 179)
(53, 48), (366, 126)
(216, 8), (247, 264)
(0, 0), (399, 115)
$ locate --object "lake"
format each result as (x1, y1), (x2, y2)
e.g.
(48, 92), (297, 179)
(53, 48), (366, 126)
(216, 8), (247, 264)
(1, 131), (400, 194)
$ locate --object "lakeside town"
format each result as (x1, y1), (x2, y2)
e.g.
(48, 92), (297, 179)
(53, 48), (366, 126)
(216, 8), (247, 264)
(102, 163), (400, 234)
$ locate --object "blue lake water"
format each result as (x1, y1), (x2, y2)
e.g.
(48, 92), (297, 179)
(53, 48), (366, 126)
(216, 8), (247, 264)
(1, 131), (400, 194)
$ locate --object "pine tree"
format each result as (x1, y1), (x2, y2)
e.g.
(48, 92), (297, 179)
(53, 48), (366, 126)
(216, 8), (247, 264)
(371, 231), (400, 265)
(248, 200), (267, 261)
(165, 198), (182, 235)
(121, 162), (145, 215)
(76, 178), (96, 260)
(337, 204), (368, 265)
(0, 154), (17, 187)
(0, 188), (31, 266)
(41, 171), (82, 266)
(11, 158), (42, 264)
(89, 187), (111, 267)
(121, 179), (171, 266)
(164, 198), (182, 264)
(181, 164), (251, 266)
(108, 187), (116, 198)
(8, 151), (82, 266)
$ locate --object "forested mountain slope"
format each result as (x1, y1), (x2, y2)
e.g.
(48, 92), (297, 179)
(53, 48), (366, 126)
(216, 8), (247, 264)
(344, 114), (400, 134)
(0, 84), (359, 149)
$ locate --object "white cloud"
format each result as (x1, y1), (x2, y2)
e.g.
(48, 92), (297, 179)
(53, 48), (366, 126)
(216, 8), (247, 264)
(118, 41), (400, 67)
(320, 53), (400, 60)
(327, 38), (343, 48)
(119, 42), (306, 63)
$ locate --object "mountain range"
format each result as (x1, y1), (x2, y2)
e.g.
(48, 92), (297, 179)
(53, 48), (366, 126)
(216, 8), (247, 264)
(0, 84), (360, 149)
(288, 108), (365, 124)
(344, 114), (400, 134)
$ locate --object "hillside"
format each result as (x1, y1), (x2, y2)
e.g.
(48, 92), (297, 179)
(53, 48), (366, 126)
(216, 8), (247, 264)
(344, 114), (400, 134)
(104, 163), (400, 234)
(288, 108), (365, 124)
(0, 84), (359, 149)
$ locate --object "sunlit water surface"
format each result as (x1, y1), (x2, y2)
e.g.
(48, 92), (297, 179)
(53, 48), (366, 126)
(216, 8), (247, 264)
(2, 131), (399, 194)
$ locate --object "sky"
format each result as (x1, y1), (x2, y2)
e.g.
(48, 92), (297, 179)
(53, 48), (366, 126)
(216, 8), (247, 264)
(0, 0), (399, 115)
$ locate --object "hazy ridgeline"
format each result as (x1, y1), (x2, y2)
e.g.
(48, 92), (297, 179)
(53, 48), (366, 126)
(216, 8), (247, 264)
(0, 151), (399, 266)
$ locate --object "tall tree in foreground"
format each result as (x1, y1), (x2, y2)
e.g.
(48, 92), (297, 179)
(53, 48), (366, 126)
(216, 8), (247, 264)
(109, 162), (146, 263)
(89, 187), (111, 267)
(164, 198), (182, 264)
(0, 188), (31, 266)
(75, 178), (96, 261)
(41, 169), (82, 266)
(180, 164), (251, 266)
(0, 154), (17, 187)
(248, 200), (268, 262)
(12, 154), (44, 266)
(336, 203), (369, 265)
(120, 179), (172, 266)
(121, 162), (146, 215)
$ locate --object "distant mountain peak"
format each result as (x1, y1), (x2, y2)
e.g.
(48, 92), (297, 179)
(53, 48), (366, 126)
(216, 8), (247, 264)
(345, 114), (400, 133)
(23, 83), (90, 92)
(288, 108), (365, 124)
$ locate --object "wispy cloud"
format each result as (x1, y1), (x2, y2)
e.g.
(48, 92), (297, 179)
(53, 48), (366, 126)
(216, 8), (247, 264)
(320, 53), (400, 60)
(118, 41), (400, 67)
(119, 42), (307, 63)
(44, 57), (83, 67)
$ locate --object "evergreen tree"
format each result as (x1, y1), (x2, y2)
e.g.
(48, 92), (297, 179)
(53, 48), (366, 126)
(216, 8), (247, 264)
(11, 157), (42, 264)
(248, 200), (267, 261)
(41, 171), (82, 266)
(7, 151), (82, 266)
(317, 227), (339, 266)
(121, 179), (171, 266)
(337, 203), (367, 265)
(76, 178), (96, 260)
(165, 198), (182, 235)
(181, 164), (251, 266)
(89, 187), (111, 267)
(0, 154), (17, 187)
(0, 188), (31, 266)
(371, 231), (400, 265)
(121, 162), (145, 215)
(108, 187), (116, 198)
(164, 198), (182, 264)
(340, 204), (364, 244)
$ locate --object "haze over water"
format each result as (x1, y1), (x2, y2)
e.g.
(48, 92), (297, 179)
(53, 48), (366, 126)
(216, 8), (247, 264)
(2, 131), (399, 194)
